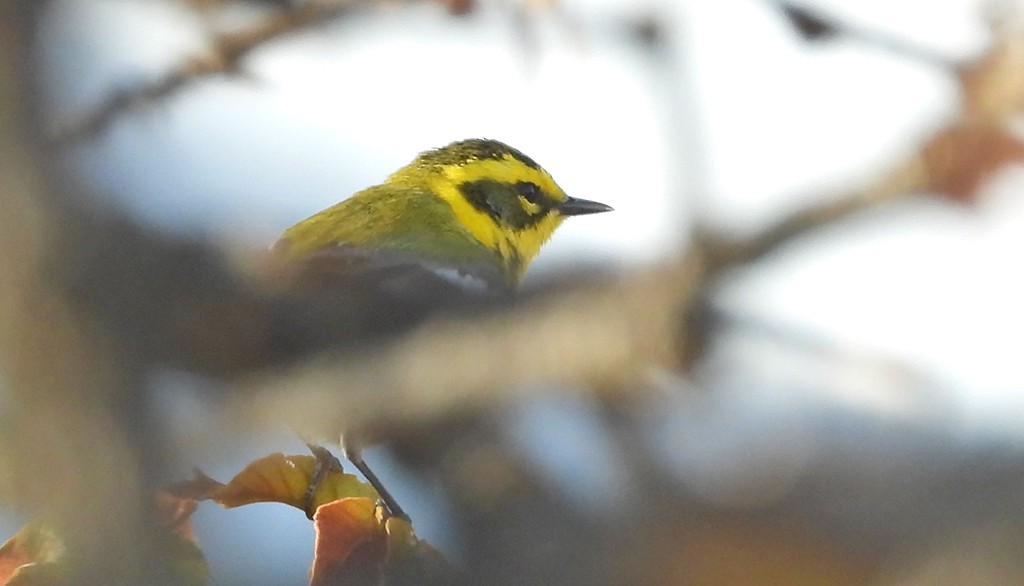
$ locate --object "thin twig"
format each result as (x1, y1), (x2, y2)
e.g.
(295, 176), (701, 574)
(768, 0), (959, 69)
(696, 159), (928, 270)
(48, 1), (361, 149)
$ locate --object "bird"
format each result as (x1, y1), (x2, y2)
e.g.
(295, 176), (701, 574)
(274, 138), (612, 291)
(272, 138), (613, 519)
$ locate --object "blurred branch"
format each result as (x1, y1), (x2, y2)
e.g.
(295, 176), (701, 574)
(0, 3), (174, 582)
(239, 259), (701, 438)
(48, 0), (362, 149)
(697, 160), (926, 270)
(769, 0), (957, 68)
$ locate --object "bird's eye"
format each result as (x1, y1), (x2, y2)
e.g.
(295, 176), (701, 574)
(516, 182), (542, 204)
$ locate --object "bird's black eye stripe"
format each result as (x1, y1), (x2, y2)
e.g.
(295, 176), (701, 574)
(460, 179), (549, 230)
(515, 182), (542, 204)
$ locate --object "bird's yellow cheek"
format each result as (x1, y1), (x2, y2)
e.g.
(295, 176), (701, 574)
(508, 213), (565, 278)
(428, 177), (504, 251)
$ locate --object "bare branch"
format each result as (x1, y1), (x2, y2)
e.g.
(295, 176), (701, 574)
(48, 1), (362, 149)
(0, 5), (170, 581)
(237, 258), (702, 438)
(768, 0), (959, 68)
(698, 158), (928, 270)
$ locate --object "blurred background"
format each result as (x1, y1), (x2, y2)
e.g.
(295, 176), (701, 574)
(4, 0), (1024, 584)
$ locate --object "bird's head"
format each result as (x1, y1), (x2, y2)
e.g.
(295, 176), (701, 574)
(389, 138), (613, 281)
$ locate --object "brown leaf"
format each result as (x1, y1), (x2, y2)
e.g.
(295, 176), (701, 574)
(151, 493), (210, 586)
(163, 453), (448, 584)
(439, 0), (475, 15)
(0, 501), (209, 586)
(308, 499), (452, 586)
(920, 123), (1024, 203)
(155, 491), (200, 544)
(309, 498), (387, 586)
(0, 522), (64, 586)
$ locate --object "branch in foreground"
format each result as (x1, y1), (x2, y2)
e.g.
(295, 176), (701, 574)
(237, 258), (702, 438)
(0, 5), (177, 581)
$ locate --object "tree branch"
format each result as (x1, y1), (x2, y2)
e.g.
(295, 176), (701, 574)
(48, 0), (362, 149)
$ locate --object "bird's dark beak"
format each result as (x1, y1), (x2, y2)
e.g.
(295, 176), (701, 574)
(557, 195), (614, 216)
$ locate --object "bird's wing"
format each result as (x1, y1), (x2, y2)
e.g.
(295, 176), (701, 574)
(263, 244), (512, 361)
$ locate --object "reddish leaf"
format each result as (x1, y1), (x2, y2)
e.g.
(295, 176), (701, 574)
(150, 506), (210, 586)
(309, 498), (387, 586)
(151, 493), (210, 585)
(155, 491), (200, 542)
(920, 123), (1024, 204)
(164, 452), (449, 584)
(0, 522), (64, 586)
(310, 500), (451, 586)
(0, 502), (208, 586)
